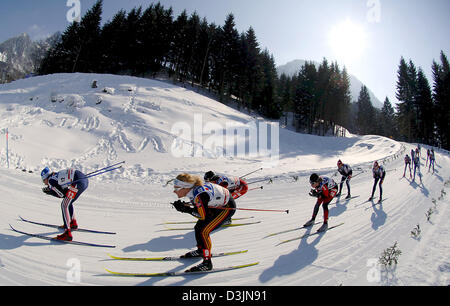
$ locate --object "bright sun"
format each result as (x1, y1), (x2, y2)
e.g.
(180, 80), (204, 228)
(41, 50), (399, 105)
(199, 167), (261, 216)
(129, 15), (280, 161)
(328, 19), (368, 65)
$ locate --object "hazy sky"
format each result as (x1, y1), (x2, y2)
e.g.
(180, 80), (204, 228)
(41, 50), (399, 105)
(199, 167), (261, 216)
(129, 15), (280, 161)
(1, 0), (449, 105)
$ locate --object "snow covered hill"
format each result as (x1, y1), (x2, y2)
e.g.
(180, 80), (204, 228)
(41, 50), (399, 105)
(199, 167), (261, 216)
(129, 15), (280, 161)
(0, 73), (448, 286)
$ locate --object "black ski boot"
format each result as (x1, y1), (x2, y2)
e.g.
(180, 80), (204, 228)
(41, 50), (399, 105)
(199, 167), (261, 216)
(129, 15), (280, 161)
(181, 249), (201, 258)
(185, 259), (213, 272)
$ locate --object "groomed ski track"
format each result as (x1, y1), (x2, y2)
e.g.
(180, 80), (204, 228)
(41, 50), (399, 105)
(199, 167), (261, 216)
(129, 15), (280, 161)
(1, 142), (448, 286)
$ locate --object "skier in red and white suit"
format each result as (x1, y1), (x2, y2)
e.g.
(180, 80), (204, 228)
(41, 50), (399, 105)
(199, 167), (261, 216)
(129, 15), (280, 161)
(203, 171), (249, 200)
(303, 173), (338, 232)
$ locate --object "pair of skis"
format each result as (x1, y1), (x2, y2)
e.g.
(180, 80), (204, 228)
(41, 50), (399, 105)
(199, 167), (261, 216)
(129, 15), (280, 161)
(160, 217), (261, 231)
(10, 216), (116, 248)
(264, 220), (345, 245)
(105, 250), (259, 277)
(106, 217), (261, 277)
(11, 216), (258, 276)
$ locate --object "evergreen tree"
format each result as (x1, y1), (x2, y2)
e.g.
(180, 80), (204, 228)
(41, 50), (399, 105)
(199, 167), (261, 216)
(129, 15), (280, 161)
(124, 7), (143, 74)
(39, 21), (81, 74)
(99, 10), (127, 73)
(277, 73), (294, 125)
(240, 27), (263, 111)
(395, 57), (416, 142)
(258, 50), (281, 119)
(380, 97), (397, 138)
(219, 13), (241, 102)
(194, 18), (214, 86)
(73, 0), (103, 72)
(294, 62), (317, 133)
(356, 85), (375, 134)
(338, 67), (352, 129)
(432, 51), (450, 149)
(415, 68), (434, 144)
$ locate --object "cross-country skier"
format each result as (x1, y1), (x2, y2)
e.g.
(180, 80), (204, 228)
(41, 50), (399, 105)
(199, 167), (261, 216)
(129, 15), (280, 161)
(426, 149), (430, 167)
(303, 173), (338, 232)
(41, 167), (89, 241)
(171, 173), (236, 272)
(403, 154), (412, 178)
(412, 153), (421, 182)
(336, 160), (352, 199)
(203, 171), (249, 200)
(203, 171), (248, 225)
(369, 161), (386, 202)
(428, 149), (435, 173)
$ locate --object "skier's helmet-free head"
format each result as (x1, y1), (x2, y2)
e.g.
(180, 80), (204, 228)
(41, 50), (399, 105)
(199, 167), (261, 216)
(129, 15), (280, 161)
(373, 161), (379, 169)
(337, 160), (343, 167)
(41, 167), (51, 182)
(309, 173), (320, 184)
(204, 171), (215, 182)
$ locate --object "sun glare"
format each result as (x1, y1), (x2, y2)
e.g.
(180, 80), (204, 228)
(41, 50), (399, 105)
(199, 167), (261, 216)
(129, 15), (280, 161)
(328, 19), (368, 65)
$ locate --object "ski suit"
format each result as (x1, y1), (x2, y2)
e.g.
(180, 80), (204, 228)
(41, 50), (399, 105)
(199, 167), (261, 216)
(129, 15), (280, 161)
(404, 155), (412, 178)
(310, 176), (338, 223)
(371, 165), (386, 200)
(413, 155), (421, 181)
(209, 175), (249, 200)
(337, 164), (352, 195)
(43, 169), (88, 229)
(187, 183), (235, 260)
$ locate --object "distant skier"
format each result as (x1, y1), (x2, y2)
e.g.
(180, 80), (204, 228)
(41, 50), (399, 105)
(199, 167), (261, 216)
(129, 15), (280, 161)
(412, 153), (421, 182)
(171, 173), (235, 272)
(41, 167), (89, 241)
(369, 161), (386, 202)
(426, 149), (430, 167)
(428, 148), (435, 174)
(203, 171), (249, 200)
(203, 171), (249, 225)
(415, 146), (420, 159)
(303, 173), (338, 232)
(403, 154), (412, 178)
(336, 160), (352, 199)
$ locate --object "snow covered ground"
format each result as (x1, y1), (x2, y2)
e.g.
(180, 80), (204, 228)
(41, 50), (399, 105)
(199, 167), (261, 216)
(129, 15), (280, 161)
(0, 73), (448, 286)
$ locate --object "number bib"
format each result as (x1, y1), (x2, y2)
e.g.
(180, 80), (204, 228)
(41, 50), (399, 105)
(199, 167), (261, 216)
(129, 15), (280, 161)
(57, 168), (75, 185)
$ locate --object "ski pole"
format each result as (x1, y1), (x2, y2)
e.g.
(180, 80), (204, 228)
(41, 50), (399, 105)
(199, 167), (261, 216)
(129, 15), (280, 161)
(214, 206), (289, 214)
(248, 186), (263, 192)
(240, 168), (263, 179)
(351, 170), (365, 179)
(247, 178), (273, 185)
(177, 202), (288, 214)
(84, 166), (123, 179)
(63, 165), (123, 186)
(86, 161), (125, 176)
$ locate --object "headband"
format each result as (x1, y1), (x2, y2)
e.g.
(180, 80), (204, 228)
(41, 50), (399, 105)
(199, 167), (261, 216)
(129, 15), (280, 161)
(173, 179), (194, 189)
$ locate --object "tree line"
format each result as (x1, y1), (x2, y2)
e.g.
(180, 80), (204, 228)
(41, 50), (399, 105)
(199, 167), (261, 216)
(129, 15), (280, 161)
(39, 0), (281, 119)
(38, 1), (449, 149)
(394, 52), (449, 150)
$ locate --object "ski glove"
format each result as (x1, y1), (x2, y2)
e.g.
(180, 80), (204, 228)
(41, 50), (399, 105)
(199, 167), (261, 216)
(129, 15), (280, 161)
(309, 189), (321, 198)
(172, 200), (193, 214)
(42, 186), (52, 195)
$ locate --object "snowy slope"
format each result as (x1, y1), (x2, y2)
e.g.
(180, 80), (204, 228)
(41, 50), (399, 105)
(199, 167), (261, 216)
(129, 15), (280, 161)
(0, 73), (448, 286)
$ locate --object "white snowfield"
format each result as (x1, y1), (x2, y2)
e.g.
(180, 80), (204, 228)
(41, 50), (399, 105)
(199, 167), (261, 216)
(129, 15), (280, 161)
(0, 73), (448, 286)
